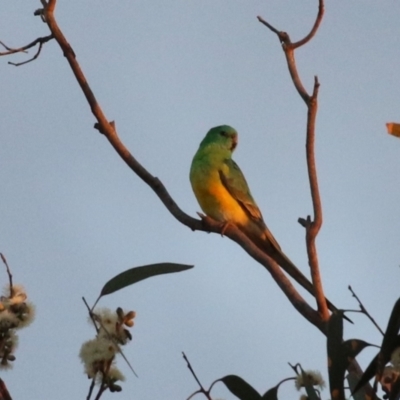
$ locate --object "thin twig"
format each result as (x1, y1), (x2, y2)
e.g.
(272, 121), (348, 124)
(86, 378), (95, 400)
(0, 253), (13, 295)
(256, 16), (281, 36)
(82, 299), (138, 377)
(186, 389), (202, 400)
(82, 297), (99, 333)
(292, 0), (324, 49)
(348, 285), (384, 335)
(257, 16), (309, 103)
(0, 40), (28, 53)
(94, 380), (107, 400)
(182, 352), (212, 400)
(8, 41), (45, 66)
(0, 35), (53, 67)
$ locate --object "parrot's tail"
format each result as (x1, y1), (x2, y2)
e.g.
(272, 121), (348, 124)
(254, 227), (350, 322)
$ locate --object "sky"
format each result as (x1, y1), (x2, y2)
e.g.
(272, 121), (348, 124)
(1, 1), (400, 399)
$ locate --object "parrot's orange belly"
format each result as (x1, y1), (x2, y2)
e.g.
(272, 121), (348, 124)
(192, 179), (249, 226)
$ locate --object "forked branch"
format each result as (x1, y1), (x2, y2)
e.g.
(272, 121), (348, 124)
(258, 1), (328, 321)
(38, 0), (326, 332)
(0, 35), (54, 66)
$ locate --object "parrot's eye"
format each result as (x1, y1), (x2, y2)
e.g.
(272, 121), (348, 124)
(220, 131), (227, 137)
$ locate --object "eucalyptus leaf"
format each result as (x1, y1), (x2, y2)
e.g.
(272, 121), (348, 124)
(327, 311), (345, 400)
(218, 375), (261, 400)
(100, 263), (193, 297)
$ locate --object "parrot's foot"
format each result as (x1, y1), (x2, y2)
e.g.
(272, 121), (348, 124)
(196, 213), (232, 237)
(220, 221), (234, 237)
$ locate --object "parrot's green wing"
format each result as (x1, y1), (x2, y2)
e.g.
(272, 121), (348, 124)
(219, 158), (282, 252)
(219, 159), (264, 223)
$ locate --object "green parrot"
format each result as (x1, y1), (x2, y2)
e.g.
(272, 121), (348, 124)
(190, 125), (338, 314)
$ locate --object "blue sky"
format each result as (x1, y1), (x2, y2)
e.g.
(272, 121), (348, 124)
(1, 1), (400, 399)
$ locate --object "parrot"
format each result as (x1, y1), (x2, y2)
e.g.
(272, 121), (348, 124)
(190, 125), (340, 316)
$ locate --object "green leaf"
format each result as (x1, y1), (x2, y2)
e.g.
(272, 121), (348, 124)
(218, 375), (261, 400)
(343, 339), (375, 361)
(100, 263), (194, 297)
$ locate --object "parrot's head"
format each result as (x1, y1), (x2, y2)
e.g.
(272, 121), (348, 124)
(199, 125), (238, 152)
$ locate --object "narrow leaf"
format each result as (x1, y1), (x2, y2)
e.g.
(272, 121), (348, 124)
(343, 339), (375, 361)
(379, 298), (400, 379)
(100, 263), (194, 297)
(218, 375), (261, 400)
(327, 311), (346, 400)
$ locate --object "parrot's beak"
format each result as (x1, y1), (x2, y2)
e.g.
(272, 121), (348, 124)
(231, 135), (238, 151)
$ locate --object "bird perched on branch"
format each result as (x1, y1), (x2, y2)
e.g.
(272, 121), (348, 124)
(189, 125), (338, 315)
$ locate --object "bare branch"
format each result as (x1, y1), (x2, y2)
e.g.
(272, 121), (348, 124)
(86, 379), (95, 400)
(258, 2), (328, 321)
(182, 352), (212, 400)
(0, 40), (28, 53)
(348, 285), (384, 335)
(292, 0), (325, 49)
(82, 297), (99, 334)
(253, 2), (373, 396)
(305, 78), (322, 234)
(256, 16), (281, 37)
(8, 40), (46, 66)
(258, 0), (324, 105)
(283, 45), (310, 104)
(41, 0), (328, 331)
(0, 253), (13, 295)
(0, 35), (53, 66)
(257, 16), (309, 103)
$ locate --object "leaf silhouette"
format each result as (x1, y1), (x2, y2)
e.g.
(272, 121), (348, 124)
(218, 375), (261, 400)
(91, 263), (194, 308)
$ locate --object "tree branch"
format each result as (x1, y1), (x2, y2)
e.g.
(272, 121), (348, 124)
(258, 1), (328, 322)
(257, 0), (324, 104)
(183, 352), (212, 400)
(292, 0), (324, 49)
(0, 35), (53, 56)
(0, 35), (53, 66)
(304, 77), (327, 321)
(40, 0), (327, 332)
(0, 253), (13, 294)
(257, 3), (375, 396)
